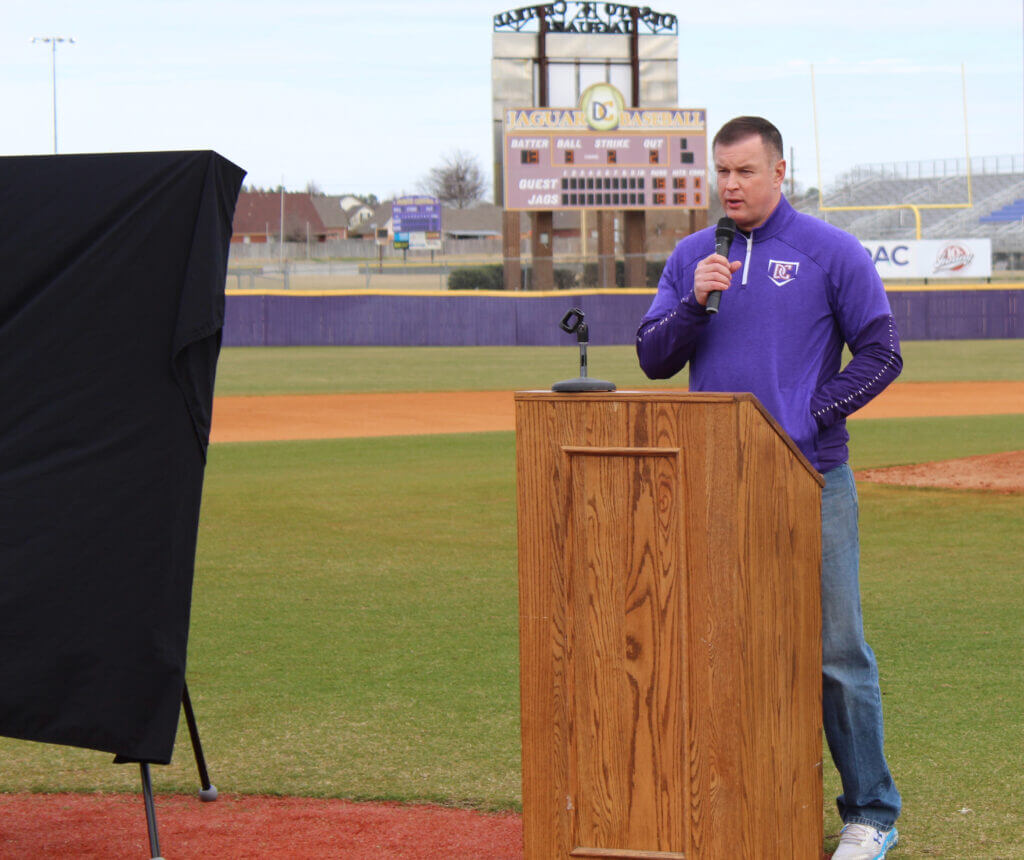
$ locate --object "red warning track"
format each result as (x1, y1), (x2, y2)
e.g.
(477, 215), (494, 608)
(0, 793), (523, 859)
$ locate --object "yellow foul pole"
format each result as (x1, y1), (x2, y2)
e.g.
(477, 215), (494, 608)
(810, 62), (973, 239)
(811, 64), (824, 208)
(962, 62), (974, 207)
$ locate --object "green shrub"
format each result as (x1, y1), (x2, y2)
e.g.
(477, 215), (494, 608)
(448, 265), (505, 290)
(578, 259), (666, 288)
(447, 260), (666, 290)
(553, 268), (578, 289)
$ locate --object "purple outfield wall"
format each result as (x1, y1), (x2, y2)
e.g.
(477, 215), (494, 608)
(222, 287), (1023, 347)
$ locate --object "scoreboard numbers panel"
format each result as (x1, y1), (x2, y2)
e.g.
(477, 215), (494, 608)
(504, 106), (707, 211)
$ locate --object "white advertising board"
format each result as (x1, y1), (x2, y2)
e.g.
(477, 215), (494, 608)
(409, 231), (442, 251)
(862, 239), (992, 279)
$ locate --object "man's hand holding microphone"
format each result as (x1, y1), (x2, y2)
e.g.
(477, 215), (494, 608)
(695, 217), (739, 314)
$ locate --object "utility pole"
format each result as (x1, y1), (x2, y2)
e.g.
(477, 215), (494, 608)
(32, 36), (75, 154)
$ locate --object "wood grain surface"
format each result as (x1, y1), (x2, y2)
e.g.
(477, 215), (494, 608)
(516, 392), (823, 859)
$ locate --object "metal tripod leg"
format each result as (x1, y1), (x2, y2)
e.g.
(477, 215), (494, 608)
(182, 682), (218, 801)
(140, 762), (165, 859)
(132, 683), (215, 857)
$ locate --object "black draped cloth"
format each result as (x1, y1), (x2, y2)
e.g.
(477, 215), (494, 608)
(0, 151), (244, 763)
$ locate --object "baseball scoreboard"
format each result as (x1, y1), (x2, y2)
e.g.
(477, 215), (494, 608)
(392, 196), (442, 250)
(503, 83), (707, 212)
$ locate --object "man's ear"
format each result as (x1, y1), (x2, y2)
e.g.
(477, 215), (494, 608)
(774, 159), (787, 189)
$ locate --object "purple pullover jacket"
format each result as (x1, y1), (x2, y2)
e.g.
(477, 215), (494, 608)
(636, 195), (902, 473)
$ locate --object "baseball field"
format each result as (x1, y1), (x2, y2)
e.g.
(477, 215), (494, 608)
(0, 340), (1021, 859)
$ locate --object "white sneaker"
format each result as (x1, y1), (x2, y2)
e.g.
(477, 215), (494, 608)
(831, 822), (898, 860)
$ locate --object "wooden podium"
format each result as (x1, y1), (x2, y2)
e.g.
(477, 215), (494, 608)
(515, 391), (825, 859)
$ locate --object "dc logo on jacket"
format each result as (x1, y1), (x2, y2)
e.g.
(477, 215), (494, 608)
(768, 260), (799, 286)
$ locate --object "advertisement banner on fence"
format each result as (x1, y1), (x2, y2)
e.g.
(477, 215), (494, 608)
(862, 239), (992, 279)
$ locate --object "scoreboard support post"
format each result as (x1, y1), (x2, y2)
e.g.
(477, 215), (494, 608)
(503, 210), (522, 291)
(597, 212), (615, 288)
(689, 209), (709, 238)
(624, 211), (646, 287)
(530, 211), (554, 290)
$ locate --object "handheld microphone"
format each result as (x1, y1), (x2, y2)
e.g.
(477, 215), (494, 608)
(706, 217), (736, 315)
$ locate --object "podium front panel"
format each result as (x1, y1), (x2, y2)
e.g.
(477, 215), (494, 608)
(516, 392), (823, 860)
(564, 445), (687, 855)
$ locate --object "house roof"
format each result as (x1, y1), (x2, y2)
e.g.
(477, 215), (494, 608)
(232, 191), (327, 238)
(309, 195), (352, 230)
(343, 199), (506, 238)
(339, 195), (367, 212)
(442, 202), (502, 234)
(345, 200), (395, 236)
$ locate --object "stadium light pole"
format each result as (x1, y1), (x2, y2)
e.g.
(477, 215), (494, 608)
(32, 36), (75, 154)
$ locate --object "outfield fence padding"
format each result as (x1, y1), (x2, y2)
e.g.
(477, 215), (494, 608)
(887, 288), (1021, 340)
(223, 286), (1023, 347)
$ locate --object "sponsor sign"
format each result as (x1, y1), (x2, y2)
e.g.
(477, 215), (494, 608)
(861, 239), (992, 279)
(408, 231), (442, 251)
(503, 83), (707, 212)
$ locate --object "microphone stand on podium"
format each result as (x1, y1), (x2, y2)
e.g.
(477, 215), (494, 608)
(551, 308), (615, 393)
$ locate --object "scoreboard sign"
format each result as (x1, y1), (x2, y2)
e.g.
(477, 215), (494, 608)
(392, 196), (442, 249)
(504, 83), (707, 212)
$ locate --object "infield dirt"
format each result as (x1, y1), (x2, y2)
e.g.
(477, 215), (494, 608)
(208, 381), (1024, 493)
(209, 381), (1024, 443)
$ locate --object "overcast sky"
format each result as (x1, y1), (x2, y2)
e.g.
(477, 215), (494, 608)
(3, 1), (1022, 198)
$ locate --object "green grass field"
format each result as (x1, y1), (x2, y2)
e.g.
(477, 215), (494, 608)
(0, 343), (1021, 858)
(212, 339), (1024, 395)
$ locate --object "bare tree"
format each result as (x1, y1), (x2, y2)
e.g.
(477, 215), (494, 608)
(421, 149), (487, 208)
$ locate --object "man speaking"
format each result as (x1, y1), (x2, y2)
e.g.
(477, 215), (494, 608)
(636, 116), (902, 860)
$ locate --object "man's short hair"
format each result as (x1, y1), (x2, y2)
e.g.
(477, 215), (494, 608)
(712, 117), (783, 162)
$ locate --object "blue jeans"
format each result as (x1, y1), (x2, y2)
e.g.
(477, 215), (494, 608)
(821, 464), (901, 830)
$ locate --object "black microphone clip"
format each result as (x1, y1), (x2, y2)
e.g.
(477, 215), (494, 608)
(551, 308), (616, 392)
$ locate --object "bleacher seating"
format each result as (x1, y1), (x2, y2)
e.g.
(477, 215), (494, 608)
(790, 166), (1024, 262)
(980, 199), (1024, 222)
